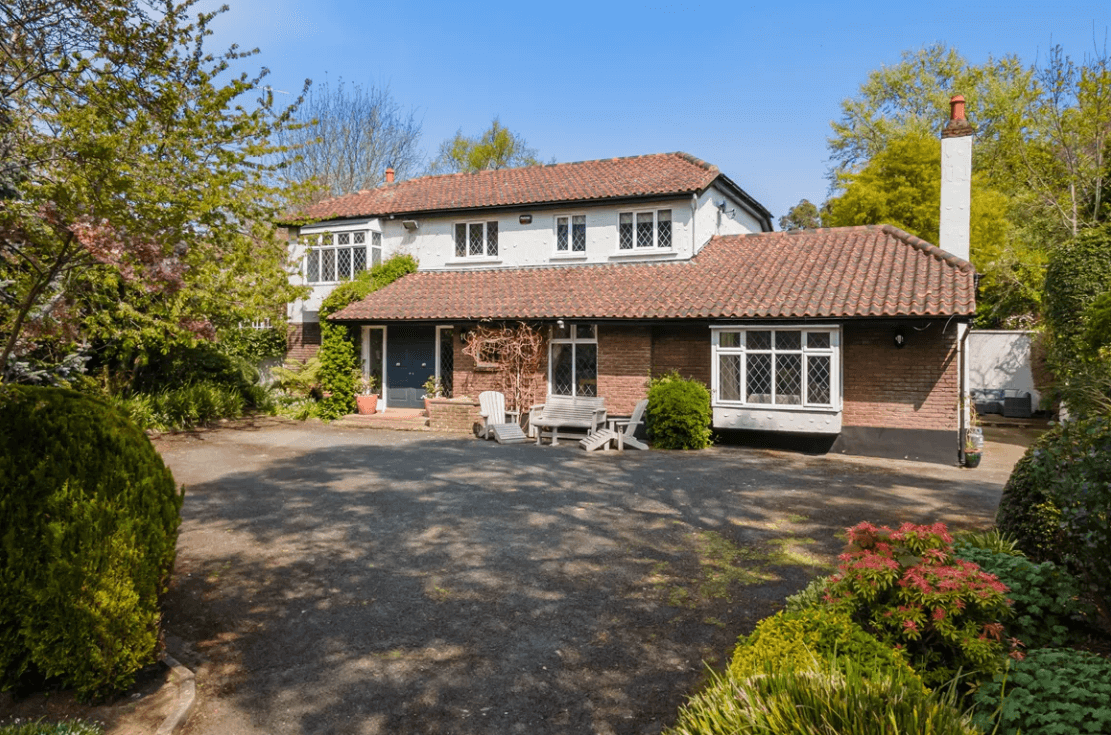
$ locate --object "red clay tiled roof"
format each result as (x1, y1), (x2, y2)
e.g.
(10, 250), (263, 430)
(294, 152), (735, 221)
(332, 226), (975, 322)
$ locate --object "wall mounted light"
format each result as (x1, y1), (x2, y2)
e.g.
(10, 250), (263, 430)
(556, 319), (565, 329)
(519, 214), (533, 225)
(401, 219), (419, 232)
(894, 327), (907, 348)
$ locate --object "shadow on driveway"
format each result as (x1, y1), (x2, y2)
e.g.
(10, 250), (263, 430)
(155, 422), (1009, 735)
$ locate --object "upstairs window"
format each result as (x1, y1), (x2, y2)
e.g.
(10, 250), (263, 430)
(714, 327), (839, 408)
(619, 209), (671, 250)
(454, 221), (499, 258)
(304, 230), (376, 284)
(556, 215), (587, 253)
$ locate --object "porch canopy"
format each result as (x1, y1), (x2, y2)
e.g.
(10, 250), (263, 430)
(330, 225), (976, 323)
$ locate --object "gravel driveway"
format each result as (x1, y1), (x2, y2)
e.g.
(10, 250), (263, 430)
(153, 419), (1013, 735)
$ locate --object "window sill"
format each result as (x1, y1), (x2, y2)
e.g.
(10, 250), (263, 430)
(445, 257), (502, 266)
(713, 401), (840, 413)
(608, 248), (678, 259)
(550, 252), (589, 260)
(473, 362), (501, 372)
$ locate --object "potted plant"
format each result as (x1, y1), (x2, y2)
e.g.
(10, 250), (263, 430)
(355, 373), (379, 415)
(422, 374), (443, 413)
(964, 400), (983, 467)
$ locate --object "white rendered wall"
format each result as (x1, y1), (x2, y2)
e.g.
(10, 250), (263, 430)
(940, 135), (972, 262)
(287, 189), (764, 324)
(693, 185), (767, 254)
(968, 330), (1041, 407)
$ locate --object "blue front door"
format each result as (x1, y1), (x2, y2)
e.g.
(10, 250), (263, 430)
(387, 325), (436, 409)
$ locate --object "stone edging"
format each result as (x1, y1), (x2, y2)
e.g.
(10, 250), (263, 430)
(155, 654), (196, 735)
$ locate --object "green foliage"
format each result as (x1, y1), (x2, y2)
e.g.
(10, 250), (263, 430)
(0, 720), (103, 735)
(951, 527), (1023, 556)
(0, 0), (308, 380)
(784, 574), (835, 612)
(1084, 291), (1111, 355)
(429, 117), (543, 174)
(970, 648), (1111, 734)
(666, 664), (978, 735)
(730, 608), (923, 690)
(217, 326), (287, 363)
(0, 386), (182, 700)
(646, 371), (712, 450)
(778, 199), (822, 231)
(823, 131), (1026, 325)
(822, 522), (1014, 687)
(1043, 224), (1111, 414)
(953, 543), (1088, 648)
(112, 381), (273, 432)
(996, 415), (1111, 623)
(269, 357), (323, 400)
(317, 322), (357, 420)
(314, 255), (418, 420)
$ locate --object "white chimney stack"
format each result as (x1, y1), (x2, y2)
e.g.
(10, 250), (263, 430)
(940, 95), (973, 262)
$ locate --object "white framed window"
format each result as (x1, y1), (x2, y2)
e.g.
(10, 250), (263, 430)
(549, 323), (598, 397)
(454, 221), (499, 258)
(555, 215), (587, 253)
(713, 327), (839, 408)
(618, 209), (672, 250)
(303, 230), (377, 284)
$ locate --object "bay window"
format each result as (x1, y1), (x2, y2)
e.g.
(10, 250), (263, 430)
(304, 230), (377, 284)
(714, 327), (839, 408)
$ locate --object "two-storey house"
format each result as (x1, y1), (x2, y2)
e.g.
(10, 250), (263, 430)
(285, 106), (976, 464)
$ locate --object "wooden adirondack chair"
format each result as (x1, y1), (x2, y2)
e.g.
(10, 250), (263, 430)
(580, 398), (649, 451)
(477, 391), (526, 444)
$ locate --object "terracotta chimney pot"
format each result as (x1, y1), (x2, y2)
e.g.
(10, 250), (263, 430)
(385, 167), (395, 184)
(949, 95), (966, 121)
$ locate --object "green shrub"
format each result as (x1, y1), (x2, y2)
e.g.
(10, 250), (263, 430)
(666, 664), (978, 735)
(729, 608), (923, 691)
(784, 574), (834, 612)
(315, 255), (419, 420)
(954, 543), (1089, 648)
(822, 522), (1014, 687)
(996, 415), (1111, 624)
(0, 386), (182, 700)
(951, 527), (1022, 556)
(646, 371), (712, 450)
(970, 648), (1111, 734)
(112, 381), (266, 431)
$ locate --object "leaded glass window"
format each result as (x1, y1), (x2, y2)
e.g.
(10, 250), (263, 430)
(302, 230), (375, 284)
(549, 324), (598, 398)
(572, 215), (586, 252)
(715, 328), (838, 408)
(456, 221), (499, 258)
(618, 209), (674, 250)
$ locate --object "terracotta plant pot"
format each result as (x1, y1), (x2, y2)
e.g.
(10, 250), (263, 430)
(356, 394), (379, 415)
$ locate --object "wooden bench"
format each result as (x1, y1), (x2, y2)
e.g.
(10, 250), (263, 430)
(529, 395), (607, 446)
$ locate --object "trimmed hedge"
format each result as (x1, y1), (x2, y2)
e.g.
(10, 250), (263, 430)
(996, 415), (1111, 624)
(0, 386), (182, 700)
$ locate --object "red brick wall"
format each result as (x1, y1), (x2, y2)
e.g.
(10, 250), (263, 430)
(842, 321), (959, 431)
(454, 330), (548, 412)
(650, 324), (711, 387)
(426, 397), (482, 432)
(286, 322), (321, 362)
(597, 326), (652, 414)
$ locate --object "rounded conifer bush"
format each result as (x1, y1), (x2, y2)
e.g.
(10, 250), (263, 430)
(646, 371), (712, 449)
(0, 386), (182, 700)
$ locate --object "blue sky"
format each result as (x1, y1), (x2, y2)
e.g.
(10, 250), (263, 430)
(199, 0), (1109, 224)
